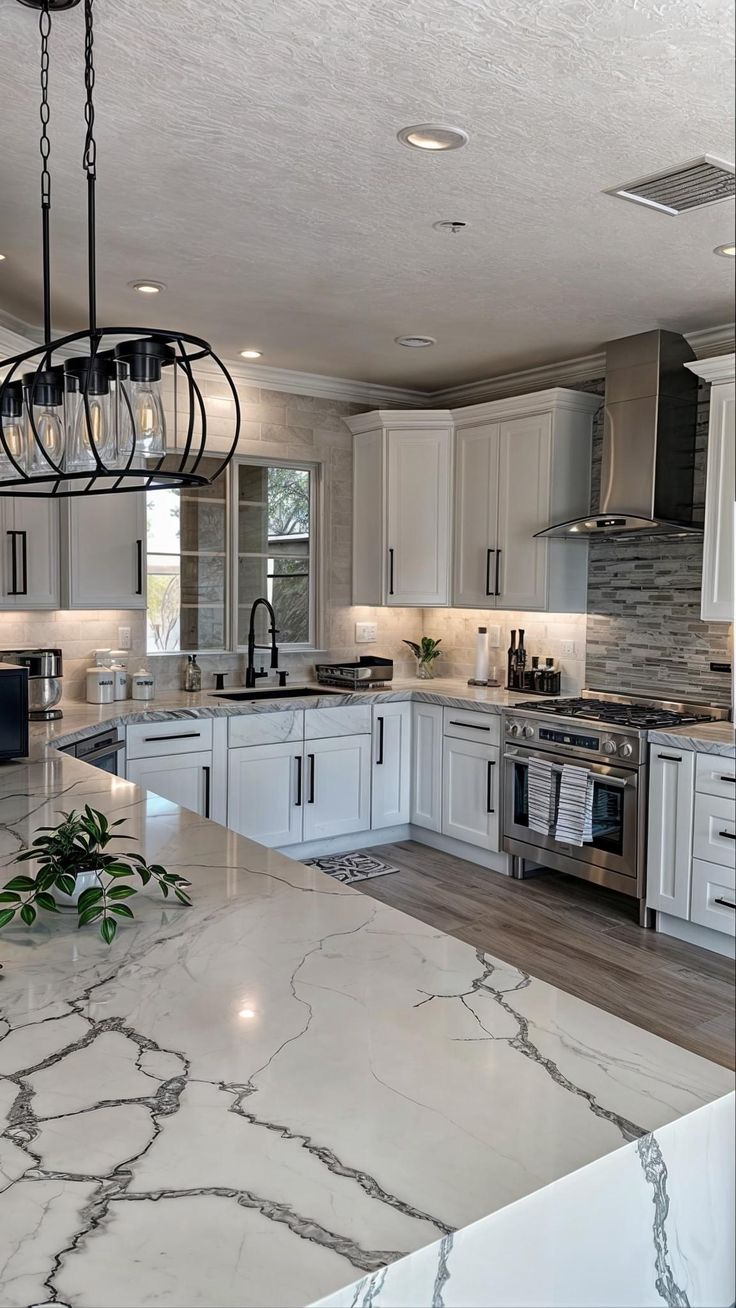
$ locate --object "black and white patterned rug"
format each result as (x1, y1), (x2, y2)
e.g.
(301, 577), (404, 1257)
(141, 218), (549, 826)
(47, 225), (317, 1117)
(303, 852), (400, 884)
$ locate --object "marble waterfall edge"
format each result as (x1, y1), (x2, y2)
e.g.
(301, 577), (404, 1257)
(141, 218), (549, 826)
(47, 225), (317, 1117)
(0, 743), (732, 1307)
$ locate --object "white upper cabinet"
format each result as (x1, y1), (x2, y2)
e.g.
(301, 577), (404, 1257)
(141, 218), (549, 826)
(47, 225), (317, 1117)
(453, 390), (600, 612)
(686, 355), (735, 623)
(0, 495), (60, 610)
(61, 492), (147, 610)
(348, 411), (453, 606)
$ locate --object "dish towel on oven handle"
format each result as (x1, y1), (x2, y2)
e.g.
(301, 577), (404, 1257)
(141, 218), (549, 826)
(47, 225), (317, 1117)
(555, 763), (594, 846)
(527, 758), (555, 835)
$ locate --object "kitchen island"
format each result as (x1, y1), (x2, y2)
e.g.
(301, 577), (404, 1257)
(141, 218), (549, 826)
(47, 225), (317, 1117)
(0, 699), (732, 1307)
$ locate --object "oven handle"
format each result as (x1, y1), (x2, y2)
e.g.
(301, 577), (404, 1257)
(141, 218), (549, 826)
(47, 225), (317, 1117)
(77, 739), (126, 763)
(503, 752), (633, 788)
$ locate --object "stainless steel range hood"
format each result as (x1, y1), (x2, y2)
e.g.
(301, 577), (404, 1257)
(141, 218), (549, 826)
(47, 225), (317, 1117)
(536, 329), (702, 539)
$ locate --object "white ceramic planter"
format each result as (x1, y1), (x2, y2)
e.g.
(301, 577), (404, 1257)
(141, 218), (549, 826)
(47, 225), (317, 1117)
(54, 870), (103, 909)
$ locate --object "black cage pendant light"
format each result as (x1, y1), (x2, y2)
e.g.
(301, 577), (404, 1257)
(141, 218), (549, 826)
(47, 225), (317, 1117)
(0, 0), (240, 497)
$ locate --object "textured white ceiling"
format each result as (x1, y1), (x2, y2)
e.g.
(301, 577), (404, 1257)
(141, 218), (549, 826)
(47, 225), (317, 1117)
(0, 0), (733, 387)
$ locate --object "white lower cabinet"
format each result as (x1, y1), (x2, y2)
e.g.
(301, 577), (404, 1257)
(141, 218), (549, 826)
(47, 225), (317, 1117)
(127, 751), (213, 818)
(646, 748), (695, 918)
(304, 734), (372, 842)
(411, 703), (443, 831)
(228, 741), (303, 848)
(372, 702), (411, 829)
(690, 859), (736, 936)
(441, 736), (500, 851)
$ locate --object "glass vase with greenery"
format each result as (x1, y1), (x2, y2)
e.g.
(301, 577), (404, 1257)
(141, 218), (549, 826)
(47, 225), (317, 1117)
(0, 806), (191, 944)
(403, 636), (442, 680)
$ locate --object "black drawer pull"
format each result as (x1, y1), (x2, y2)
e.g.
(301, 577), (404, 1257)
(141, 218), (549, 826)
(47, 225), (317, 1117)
(717, 830), (736, 840)
(486, 759), (496, 813)
(376, 716), (385, 765)
(714, 897), (736, 910)
(485, 548), (495, 596)
(295, 754), (303, 807)
(719, 775), (735, 784)
(202, 766), (211, 819)
(388, 548), (395, 596)
(494, 548), (502, 597)
(143, 732), (202, 743)
(307, 753), (315, 804)
(450, 720), (491, 731)
(657, 753), (682, 762)
(135, 539), (143, 595)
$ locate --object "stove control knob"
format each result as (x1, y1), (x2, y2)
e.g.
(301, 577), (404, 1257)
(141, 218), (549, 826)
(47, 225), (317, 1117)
(521, 725), (535, 739)
(602, 739), (617, 755)
(507, 722), (520, 737)
(618, 741), (633, 759)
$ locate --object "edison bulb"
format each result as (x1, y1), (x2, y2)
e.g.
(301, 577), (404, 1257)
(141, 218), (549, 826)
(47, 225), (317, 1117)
(0, 385), (27, 479)
(67, 392), (113, 472)
(30, 404), (65, 471)
(129, 379), (166, 458)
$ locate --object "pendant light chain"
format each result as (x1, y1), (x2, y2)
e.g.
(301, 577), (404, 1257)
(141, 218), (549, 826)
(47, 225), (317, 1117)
(39, 0), (53, 346)
(83, 0), (97, 333)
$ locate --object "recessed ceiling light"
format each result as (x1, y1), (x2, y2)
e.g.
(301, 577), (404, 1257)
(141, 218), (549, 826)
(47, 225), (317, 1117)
(397, 124), (468, 151)
(240, 349), (263, 359)
(395, 335), (436, 348)
(433, 220), (467, 233)
(713, 243), (735, 258)
(128, 279), (166, 294)
(0, 254), (5, 262)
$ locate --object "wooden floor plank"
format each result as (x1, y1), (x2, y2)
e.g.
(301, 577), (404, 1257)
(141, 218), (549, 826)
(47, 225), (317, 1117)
(352, 841), (735, 1070)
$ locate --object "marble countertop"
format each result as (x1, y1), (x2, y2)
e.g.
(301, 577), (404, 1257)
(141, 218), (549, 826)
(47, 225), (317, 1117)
(0, 742), (732, 1307)
(648, 719), (735, 758)
(314, 1092), (736, 1308)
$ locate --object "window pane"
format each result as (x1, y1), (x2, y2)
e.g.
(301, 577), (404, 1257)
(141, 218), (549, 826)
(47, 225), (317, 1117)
(237, 463), (311, 646)
(146, 457), (227, 653)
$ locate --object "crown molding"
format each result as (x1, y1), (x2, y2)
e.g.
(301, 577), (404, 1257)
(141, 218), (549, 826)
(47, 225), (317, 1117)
(686, 323), (736, 358)
(345, 408), (453, 435)
(212, 359), (426, 407)
(436, 355), (606, 407)
(450, 387), (603, 425)
(685, 352), (735, 384)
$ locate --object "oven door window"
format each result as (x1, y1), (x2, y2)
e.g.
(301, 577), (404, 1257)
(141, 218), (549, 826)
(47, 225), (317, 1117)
(511, 759), (625, 856)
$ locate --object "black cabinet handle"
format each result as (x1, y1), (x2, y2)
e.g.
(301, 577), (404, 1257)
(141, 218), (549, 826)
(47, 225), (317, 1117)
(202, 766), (211, 819)
(657, 753), (682, 762)
(143, 731), (202, 743)
(8, 531), (17, 596)
(494, 548), (502, 597)
(307, 753), (315, 804)
(19, 530), (27, 596)
(718, 830), (736, 840)
(485, 548), (495, 596)
(295, 754), (303, 807)
(714, 897), (736, 910)
(486, 759), (496, 813)
(719, 775), (735, 784)
(135, 539), (143, 595)
(376, 716), (385, 766)
(449, 720), (491, 731)
(388, 548), (395, 596)
(7, 530), (27, 596)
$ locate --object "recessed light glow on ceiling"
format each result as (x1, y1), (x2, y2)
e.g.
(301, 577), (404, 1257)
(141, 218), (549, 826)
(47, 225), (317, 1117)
(0, 254), (6, 262)
(395, 335), (436, 348)
(128, 279), (166, 294)
(240, 349), (263, 359)
(713, 243), (735, 257)
(397, 124), (468, 151)
(238, 1007), (256, 1019)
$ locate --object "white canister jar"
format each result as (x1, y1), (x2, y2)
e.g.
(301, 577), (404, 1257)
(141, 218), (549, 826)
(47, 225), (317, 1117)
(131, 669), (155, 701)
(111, 664), (128, 700)
(86, 667), (115, 705)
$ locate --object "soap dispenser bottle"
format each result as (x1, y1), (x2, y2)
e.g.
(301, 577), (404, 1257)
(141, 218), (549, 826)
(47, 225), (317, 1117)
(184, 655), (202, 693)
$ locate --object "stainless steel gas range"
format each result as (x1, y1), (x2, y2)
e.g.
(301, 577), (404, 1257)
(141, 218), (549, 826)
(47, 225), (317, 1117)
(502, 691), (729, 924)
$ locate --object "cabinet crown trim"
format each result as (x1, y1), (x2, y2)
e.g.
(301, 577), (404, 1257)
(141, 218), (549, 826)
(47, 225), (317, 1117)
(345, 410), (452, 435)
(685, 353), (735, 385)
(451, 387), (603, 424)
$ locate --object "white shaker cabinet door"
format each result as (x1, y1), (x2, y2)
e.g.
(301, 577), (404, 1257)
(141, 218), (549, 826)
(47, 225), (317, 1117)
(411, 702), (443, 832)
(0, 495), (60, 610)
(701, 379), (735, 622)
(127, 750), (213, 819)
(645, 746), (695, 919)
(227, 741), (303, 848)
(495, 413), (551, 611)
(61, 492), (146, 609)
(454, 423), (500, 607)
(441, 736), (500, 851)
(386, 426), (452, 605)
(371, 701), (412, 829)
(303, 734), (371, 841)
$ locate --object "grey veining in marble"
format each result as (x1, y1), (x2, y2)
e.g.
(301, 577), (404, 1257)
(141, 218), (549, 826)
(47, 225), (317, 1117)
(0, 722), (732, 1306)
(648, 724), (735, 759)
(314, 1093), (735, 1308)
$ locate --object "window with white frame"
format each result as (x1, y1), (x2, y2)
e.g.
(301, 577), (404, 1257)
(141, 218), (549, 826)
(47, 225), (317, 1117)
(146, 457), (316, 654)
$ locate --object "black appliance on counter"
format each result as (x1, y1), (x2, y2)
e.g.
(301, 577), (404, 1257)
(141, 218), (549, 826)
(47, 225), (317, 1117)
(0, 663), (29, 760)
(59, 727), (125, 775)
(316, 657), (394, 689)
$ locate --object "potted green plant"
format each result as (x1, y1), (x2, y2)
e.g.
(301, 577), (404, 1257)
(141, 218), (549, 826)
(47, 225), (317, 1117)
(403, 636), (442, 680)
(0, 806), (191, 945)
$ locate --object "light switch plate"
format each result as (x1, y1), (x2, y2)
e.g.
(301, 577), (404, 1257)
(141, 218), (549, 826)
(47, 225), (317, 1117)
(561, 640), (576, 657)
(118, 626), (132, 650)
(355, 622), (377, 643)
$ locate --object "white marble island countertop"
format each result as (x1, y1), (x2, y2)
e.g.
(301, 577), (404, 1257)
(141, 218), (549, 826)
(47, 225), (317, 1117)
(0, 741), (732, 1307)
(648, 719), (735, 758)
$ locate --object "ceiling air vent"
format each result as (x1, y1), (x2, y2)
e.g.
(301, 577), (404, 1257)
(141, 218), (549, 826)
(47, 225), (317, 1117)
(606, 154), (735, 215)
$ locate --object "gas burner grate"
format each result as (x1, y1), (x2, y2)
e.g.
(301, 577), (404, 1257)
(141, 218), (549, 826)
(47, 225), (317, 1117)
(514, 697), (716, 729)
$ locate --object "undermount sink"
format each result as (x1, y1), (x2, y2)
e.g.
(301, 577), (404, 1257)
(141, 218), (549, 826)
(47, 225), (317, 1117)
(213, 686), (342, 702)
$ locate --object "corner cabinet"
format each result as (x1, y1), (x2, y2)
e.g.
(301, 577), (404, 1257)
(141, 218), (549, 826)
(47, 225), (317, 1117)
(686, 355), (735, 623)
(61, 493), (147, 610)
(347, 411), (453, 606)
(453, 390), (600, 611)
(0, 495), (60, 610)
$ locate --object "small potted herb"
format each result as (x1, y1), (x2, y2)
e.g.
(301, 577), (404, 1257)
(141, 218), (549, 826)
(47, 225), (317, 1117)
(0, 806), (191, 945)
(403, 636), (442, 680)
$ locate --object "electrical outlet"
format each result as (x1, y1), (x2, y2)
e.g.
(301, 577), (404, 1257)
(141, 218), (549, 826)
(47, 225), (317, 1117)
(487, 625), (501, 647)
(355, 622), (377, 644)
(118, 626), (132, 651)
(560, 640), (576, 657)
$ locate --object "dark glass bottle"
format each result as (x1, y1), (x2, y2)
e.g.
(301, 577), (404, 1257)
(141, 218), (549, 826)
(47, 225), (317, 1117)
(507, 630), (517, 688)
(516, 629), (527, 689)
